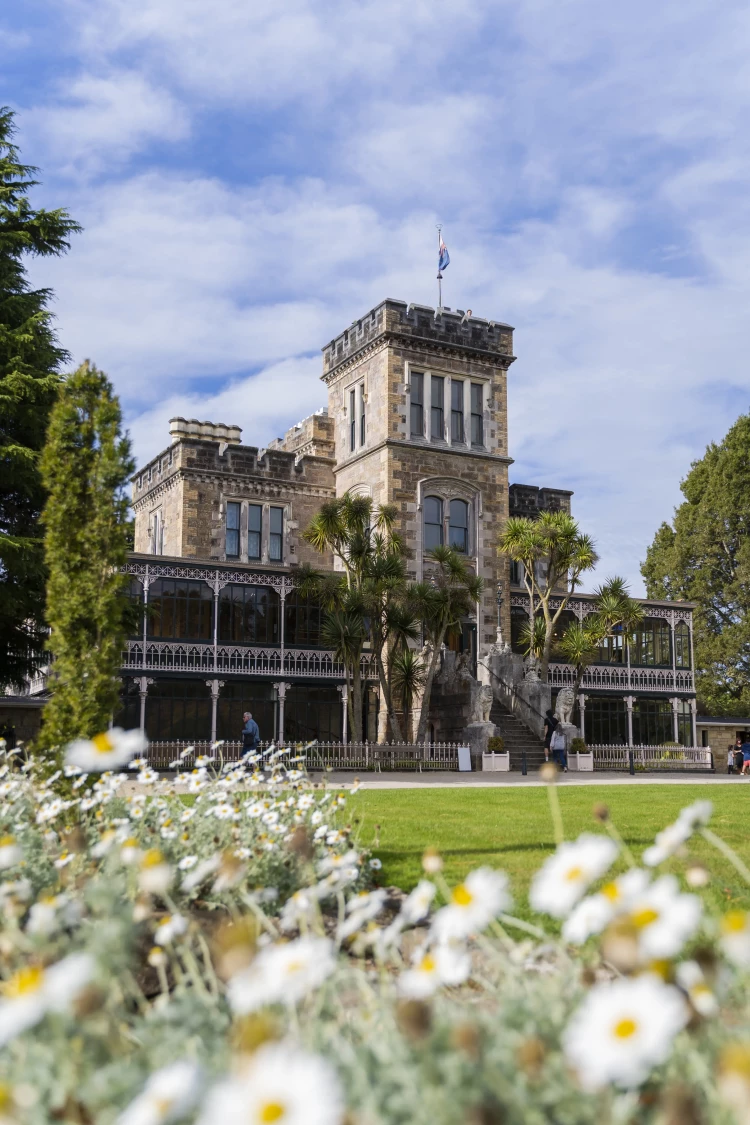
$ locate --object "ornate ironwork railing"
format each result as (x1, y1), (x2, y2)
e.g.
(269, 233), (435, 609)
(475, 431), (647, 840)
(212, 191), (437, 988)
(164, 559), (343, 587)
(121, 640), (377, 680)
(590, 745), (712, 771)
(548, 663), (694, 694)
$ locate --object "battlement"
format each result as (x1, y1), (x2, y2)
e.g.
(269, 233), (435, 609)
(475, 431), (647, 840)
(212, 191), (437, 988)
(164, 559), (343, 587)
(509, 483), (574, 519)
(267, 409), (335, 460)
(322, 298), (515, 379)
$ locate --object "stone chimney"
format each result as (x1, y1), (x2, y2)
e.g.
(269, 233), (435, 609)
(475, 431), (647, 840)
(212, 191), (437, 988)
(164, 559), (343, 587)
(168, 417), (242, 445)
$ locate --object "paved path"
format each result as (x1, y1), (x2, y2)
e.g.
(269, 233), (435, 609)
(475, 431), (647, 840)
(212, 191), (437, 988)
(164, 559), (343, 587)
(319, 770), (746, 790)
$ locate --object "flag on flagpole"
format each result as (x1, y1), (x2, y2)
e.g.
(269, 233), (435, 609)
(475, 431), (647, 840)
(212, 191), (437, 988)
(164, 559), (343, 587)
(438, 236), (450, 272)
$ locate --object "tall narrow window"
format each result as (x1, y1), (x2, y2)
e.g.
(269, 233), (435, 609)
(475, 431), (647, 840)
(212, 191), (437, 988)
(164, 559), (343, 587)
(151, 511), (162, 555)
(451, 380), (464, 442)
(424, 496), (443, 552)
(359, 384), (366, 446)
(225, 502), (240, 558)
(349, 388), (356, 452)
(247, 504), (262, 560)
(470, 383), (483, 445)
(410, 372), (424, 436)
(430, 376), (444, 440)
(449, 499), (469, 553)
(269, 507), (283, 561)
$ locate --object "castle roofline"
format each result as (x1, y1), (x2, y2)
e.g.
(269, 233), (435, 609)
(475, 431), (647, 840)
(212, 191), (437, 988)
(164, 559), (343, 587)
(322, 298), (515, 380)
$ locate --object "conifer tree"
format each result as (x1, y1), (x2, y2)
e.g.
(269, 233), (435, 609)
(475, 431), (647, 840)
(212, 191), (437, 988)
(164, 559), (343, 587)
(0, 108), (80, 688)
(38, 362), (134, 750)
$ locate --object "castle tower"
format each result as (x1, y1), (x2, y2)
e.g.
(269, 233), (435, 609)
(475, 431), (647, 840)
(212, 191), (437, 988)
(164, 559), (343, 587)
(322, 299), (515, 657)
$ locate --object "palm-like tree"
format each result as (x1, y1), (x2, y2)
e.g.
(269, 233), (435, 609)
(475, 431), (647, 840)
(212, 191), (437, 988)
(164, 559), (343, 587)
(498, 510), (598, 681)
(302, 493), (416, 742)
(411, 545), (483, 743)
(391, 648), (426, 741)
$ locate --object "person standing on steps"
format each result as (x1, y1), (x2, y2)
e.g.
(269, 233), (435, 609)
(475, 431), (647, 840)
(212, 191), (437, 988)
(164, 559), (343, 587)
(543, 709), (558, 763)
(550, 726), (568, 772)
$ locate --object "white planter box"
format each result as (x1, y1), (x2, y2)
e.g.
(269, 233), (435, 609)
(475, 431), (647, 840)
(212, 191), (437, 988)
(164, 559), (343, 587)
(574, 751), (594, 772)
(482, 752), (510, 772)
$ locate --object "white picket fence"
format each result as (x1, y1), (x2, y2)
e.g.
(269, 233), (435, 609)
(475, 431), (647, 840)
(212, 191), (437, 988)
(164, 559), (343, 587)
(145, 739), (460, 771)
(591, 745), (713, 771)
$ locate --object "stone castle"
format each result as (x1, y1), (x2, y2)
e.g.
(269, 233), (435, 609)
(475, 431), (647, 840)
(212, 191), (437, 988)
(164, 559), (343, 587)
(117, 298), (697, 753)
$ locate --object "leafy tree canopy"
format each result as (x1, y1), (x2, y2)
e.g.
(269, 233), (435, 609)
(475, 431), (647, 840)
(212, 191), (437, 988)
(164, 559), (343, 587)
(641, 412), (750, 716)
(0, 107), (80, 689)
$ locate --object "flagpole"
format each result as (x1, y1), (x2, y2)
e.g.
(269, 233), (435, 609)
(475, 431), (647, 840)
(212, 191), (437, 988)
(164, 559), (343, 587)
(436, 224), (443, 309)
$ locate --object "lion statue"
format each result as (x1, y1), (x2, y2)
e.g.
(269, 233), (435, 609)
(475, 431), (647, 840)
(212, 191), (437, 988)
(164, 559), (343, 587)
(554, 686), (575, 725)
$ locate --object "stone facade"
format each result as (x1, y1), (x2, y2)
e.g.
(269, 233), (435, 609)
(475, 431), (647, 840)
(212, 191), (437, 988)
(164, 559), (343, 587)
(322, 299), (515, 649)
(132, 417), (336, 569)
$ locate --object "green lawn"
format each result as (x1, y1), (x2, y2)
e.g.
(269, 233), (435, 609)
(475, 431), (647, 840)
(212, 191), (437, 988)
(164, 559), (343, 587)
(351, 784), (750, 920)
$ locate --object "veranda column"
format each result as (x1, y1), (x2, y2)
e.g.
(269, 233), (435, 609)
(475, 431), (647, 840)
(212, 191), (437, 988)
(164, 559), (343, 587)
(212, 577), (221, 674)
(135, 676), (153, 732)
(279, 585), (287, 673)
(205, 679), (224, 744)
(275, 682), (291, 744)
(671, 696), (680, 743)
(577, 693), (586, 742)
(690, 698), (697, 748)
(337, 683), (348, 744)
(141, 574), (151, 670)
(625, 695), (634, 747)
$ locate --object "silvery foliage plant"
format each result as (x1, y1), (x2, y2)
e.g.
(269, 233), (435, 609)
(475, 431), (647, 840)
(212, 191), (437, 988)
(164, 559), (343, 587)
(0, 733), (749, 1125)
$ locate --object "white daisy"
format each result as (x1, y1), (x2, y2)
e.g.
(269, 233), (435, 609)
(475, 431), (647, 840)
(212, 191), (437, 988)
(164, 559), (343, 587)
(138, 850), (173, 895)
(401, 880), (437, 925)
(117, 1061), (203, 1125)
(65, 728), (147, 772)
(0, 953), (94, 1047)
(227, 936), (335, 1012)
(529, 834), (619, 919)
(432, 868), (511, 941)
(137, 768), (159, 785)
(178, 855), (198, 871)
(337, 889), (387, 941)
(563, 975), (688, 1091)
(643, 800), (713, 867)
(181, 855), (220, 892)
(180, 808), (196, 823)
(153, 914), (188, 946)
(317, 850), (360, 876)
(0, 836), (22, 870)
(720, 910), (750, 966)
(398, 942), (471, 998)
(369, 858), (382, 871)
(622, 875), (702, 961)
(279, 889), (319, 933)
(675, 960), (718, 1017)
(562, 869), (650, 945)
(197, 1043), (344, 1125)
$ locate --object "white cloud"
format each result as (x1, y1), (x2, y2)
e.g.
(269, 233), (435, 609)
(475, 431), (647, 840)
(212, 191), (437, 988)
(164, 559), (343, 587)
(23, 71), (188, 174)
(125, 356), (324, 466)
(16, 0), (750, 594)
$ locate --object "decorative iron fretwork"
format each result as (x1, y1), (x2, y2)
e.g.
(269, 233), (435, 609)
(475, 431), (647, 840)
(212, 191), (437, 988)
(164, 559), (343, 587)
(548, 662), (694, 694)
(122, 639), (377, 681)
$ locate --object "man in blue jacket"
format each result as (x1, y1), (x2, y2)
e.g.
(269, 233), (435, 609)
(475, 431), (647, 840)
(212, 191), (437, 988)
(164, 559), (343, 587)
(242, 712), (260, 751)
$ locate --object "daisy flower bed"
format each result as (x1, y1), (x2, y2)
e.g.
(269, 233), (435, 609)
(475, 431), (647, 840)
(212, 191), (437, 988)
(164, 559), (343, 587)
(1, 735), (750, 1125)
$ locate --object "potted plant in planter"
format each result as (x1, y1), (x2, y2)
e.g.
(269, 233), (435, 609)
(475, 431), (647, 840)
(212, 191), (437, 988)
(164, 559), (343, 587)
(483, 735), (509, 771)
(570, 736), (593, 772)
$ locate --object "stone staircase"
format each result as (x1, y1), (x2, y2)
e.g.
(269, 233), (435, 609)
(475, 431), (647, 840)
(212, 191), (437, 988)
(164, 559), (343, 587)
(489, 698), (547, 772)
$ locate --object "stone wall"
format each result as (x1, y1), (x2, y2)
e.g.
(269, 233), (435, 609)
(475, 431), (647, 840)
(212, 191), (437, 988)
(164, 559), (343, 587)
(132, 434), (336, 568)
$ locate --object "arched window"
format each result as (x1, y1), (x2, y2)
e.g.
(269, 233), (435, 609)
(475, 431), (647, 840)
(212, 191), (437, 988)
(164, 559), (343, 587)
(424, 496), (443, 551)
(449, 499), (469, 553)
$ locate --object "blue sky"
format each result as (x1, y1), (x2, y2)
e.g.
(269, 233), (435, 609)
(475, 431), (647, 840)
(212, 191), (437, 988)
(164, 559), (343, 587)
(4, 0), (750, 591)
